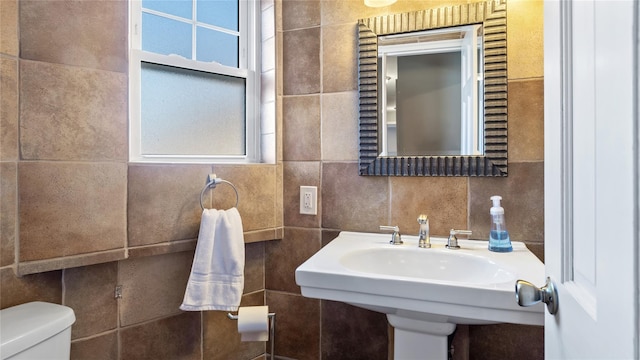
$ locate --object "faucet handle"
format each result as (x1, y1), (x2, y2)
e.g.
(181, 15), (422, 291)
(447, 229), (472, 249)
(417, 214), (428, 224)
(379, 225), (403, 245)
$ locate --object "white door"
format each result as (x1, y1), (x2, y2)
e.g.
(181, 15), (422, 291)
(544, 0), (638, 359)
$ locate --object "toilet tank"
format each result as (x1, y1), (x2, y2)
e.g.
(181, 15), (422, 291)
(0, 302), (76, 360)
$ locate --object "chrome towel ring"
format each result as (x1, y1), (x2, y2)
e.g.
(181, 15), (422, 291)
(199, 173), (239, 210)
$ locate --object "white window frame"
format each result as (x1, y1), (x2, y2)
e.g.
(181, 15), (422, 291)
(129, 0), (261, 163)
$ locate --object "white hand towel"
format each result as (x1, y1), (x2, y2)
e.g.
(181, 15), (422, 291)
(180, 208), (245, 311)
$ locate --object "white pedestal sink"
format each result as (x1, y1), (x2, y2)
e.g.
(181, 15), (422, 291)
(295, 231), (545, 359)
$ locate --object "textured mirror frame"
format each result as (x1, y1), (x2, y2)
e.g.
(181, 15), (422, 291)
(358, 0), (507, 176)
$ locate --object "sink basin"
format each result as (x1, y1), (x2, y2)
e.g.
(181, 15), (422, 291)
(340, 247), (516, 285)
(295, 231), (545, 359)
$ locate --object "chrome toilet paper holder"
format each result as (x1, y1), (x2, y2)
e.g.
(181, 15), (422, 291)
(227, 312), (276, 360)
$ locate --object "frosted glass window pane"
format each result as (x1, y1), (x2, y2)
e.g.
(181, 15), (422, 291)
(197, 0), (238, 31)
(141, 62), (246, 156)
(197, 27), (238, 66)
(142, 13), (191, 57)
(142, 0), (192, 19)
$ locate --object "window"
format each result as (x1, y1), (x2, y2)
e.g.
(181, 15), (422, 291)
(129, 0), (261, 163)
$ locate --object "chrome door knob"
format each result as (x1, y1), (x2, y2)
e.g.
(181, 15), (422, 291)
(515, 277), (558, 315)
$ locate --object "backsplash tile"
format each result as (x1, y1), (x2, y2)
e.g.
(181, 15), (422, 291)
(18, 162), (127, 261)
(19, 0), (127, 73)
(321, 162), (389, 232)
(19, 60), (127, 161)
(469, 162), (544, 243)
(390, 176), (468, 237)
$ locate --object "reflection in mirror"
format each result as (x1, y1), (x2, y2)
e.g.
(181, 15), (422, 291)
(378, 25), (484, 157)
(358, 0), (508, 176)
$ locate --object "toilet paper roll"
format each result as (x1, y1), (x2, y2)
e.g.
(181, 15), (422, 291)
(237, 306), (269, 342)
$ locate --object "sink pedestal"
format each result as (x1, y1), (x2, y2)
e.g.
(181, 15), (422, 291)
(388, 315), (456, 360)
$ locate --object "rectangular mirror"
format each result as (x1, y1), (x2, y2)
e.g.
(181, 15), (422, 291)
(358, 0), (507, 176)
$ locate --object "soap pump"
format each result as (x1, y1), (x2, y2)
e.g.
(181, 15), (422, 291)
(488, 195), (513, 252)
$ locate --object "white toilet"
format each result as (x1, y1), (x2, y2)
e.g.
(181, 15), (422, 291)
(0, 302), (76, 360)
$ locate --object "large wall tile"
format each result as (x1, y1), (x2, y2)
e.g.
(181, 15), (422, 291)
(507, 0), (543, 80)
(19, 0), (127, 73)
(212, 165), (278, 232)
(266, 291), (320, 360)
(128, 164), (211, 247)
(321, 91), (359, 161)
(283, 28), (320, 95)
(71, 332), (118, 360)
(469, 323), (544, 360)
(282, 0), (320, 31)
(0, 267), (61, 309)
(0, 0), (18, 56)
(508, 79), (544, 162)
(120, 312), (201, 360)
(265, 227), (321, 293)
(203, 291), (265, 360)
(390, 176), (468, 237)
(64, 262), (118, 339)
(322, 24), (357, 93)
(321, 300), (388, 360)
(283, 95), (321, 161)
(20, 60), (127, 161)
(245, 242), (265, 293)
(283, 161), (321, 228)
(1, 162), (16, 267)
(19, 162), (127, 261)
(322, 162), (388, 232)
(118, 251), (193, 327)
(469, 162), (544, 243)
(1, 58), (18, 160)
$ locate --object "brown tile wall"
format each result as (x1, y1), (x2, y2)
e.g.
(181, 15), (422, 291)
(0, 0), (545, 359)
(1, 1), (278, 360)
(269, 0), (544, 359)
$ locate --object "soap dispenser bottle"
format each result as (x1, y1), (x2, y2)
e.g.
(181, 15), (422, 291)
(488, 195), (513, 252)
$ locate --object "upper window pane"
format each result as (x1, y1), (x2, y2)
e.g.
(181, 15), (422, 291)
(196, 27), (238, 66)
(197, 0), (238, 31)
(142, 0), (192, 19)
(142, 13), (192, 57)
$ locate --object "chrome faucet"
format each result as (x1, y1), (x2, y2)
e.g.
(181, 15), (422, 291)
(380, 225), (403, 245)
(446, 229), (472, 249)
(417, 214), (430, 248)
